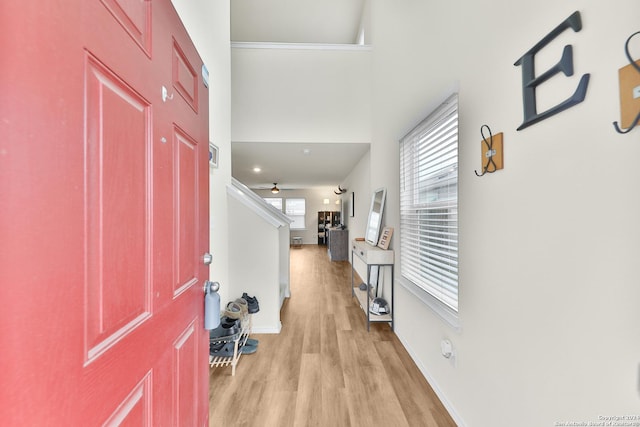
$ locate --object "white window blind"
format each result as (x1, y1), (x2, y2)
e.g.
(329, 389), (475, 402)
(285, 198), (306, 230)
(399, 94), (459, 312)
(263, 197), (283, 210)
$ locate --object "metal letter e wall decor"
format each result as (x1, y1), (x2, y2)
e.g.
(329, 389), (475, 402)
(514, 11), (591, 131)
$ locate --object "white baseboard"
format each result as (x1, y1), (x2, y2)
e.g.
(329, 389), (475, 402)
(251, 321), (282, 334)
(395, 331), (467, 427)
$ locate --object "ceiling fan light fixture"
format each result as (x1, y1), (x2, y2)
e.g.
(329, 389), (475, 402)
(271, 183), (280, 194)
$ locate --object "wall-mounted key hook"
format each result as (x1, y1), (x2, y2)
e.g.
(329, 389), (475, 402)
(613, 113), (640, 134)
(475, 125), (503, 176)
(625, 31), (640, 74)
(613, 31), (640, 134)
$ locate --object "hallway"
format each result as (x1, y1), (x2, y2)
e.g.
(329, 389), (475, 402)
(209, 245), (456, 426)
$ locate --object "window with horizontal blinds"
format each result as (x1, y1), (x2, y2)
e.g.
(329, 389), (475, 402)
(264, 198), (283, 210)
(400, 94), (459, 312)
(285, 198), (306, 230)
(263, 197), (306, 229)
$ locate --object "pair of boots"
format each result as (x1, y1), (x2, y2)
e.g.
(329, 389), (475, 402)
(210, 293), (260, 340)
(241, 293), (259, 313)
(222, 293), (259, 320)
(210, 337), (259, 357)
(210, 317), (242, 340)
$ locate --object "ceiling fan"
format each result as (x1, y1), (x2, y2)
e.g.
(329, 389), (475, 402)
(247, 182), (282, 193)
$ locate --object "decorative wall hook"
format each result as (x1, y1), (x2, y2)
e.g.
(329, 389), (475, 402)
(334, 185), (347, 195)
(475, 125), (504, 177)
(613, 31), (640, 134)
(615, 114), (640, 134)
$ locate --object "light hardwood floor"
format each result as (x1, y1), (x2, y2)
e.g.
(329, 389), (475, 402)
(209, 244), (456, 427)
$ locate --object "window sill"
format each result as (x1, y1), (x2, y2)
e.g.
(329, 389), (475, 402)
(398, 277), (461, 332)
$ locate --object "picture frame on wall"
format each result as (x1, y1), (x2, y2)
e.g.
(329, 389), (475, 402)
(209, 142), (219, 168)
(350, 192), (355, 217)
(377, 226), (393, 250)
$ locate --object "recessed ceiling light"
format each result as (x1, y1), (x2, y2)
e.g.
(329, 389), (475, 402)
(253, 167), (261, 173)
(302, 148), (311, 155)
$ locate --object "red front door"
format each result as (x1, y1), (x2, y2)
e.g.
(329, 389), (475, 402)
(0, 1), (210, 425)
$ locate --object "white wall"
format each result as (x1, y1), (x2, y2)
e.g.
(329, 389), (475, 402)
(369, 0), (640, 425)
(343, 150), (372, 246)
(342, 150), (376, 283)
(278, 225), (291, 304)
(231, 45), (372, 143)
(171, 0), (233, 304)
(227, 195), (283, 333)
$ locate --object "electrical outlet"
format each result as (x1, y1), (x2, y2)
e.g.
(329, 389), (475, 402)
(618, 61), (640, 129)
(440, 339), (457, 367)
(441, 339), (453, 358)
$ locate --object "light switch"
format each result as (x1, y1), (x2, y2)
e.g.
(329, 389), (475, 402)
(618, 61), (640, 128)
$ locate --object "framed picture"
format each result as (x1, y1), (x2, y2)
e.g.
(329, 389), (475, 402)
(350, 192), (355, 217)
(209, 142), (219, 168)
(377, 226), (394, 250)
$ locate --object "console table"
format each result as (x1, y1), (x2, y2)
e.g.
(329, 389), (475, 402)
(350, 239), (394, 331)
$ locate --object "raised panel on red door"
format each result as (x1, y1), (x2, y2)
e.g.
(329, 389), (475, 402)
(0, 0), (209, 425)
(84, 51), (152, 363)
(175, 127), (199, 295)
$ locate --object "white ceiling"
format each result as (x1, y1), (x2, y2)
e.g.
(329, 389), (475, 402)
(230, 0), (368, 190)
(231, 142), (369, 190)
(231, 0), (365, 44)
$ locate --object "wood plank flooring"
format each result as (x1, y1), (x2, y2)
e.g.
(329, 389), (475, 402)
(209, 245), (456, 427)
